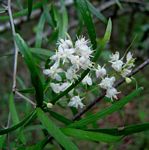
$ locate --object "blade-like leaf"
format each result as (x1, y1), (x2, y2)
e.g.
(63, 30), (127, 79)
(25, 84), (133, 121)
(86, 0), (107, 24)
(76, 0), (97, 49)
(88, 123), (149, 136)
(93, 18), (112, 62)
(61, 128), (122, 143)
(69, 87), (143, 128)
(27, 0), (33, 19)
(43, 0), (55, 28)
(37, 108), (78, 150)
(15, 34), (44, 107)
(49, 110), (73, 125)
(0, 110), (36, 135)
(0, 135), (6, 149)
(35, 14), (46, 48)
(9, 93), (26, 143)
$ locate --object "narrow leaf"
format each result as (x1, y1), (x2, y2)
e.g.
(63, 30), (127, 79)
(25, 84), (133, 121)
(86, 0), (107, 24)
(35, 14), (46, 48)
(37, 108), (78, 150)
(61, 128), (122, 143)
(0, 110), (36, 135)
(15, 34), (44, 107)
(27, 0), (33, 19)
(88, 123), (149, 136)
(49, 110), (73, 125)
(76, 0), (97, 49)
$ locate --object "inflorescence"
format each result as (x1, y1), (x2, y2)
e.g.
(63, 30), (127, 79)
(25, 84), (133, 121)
(43, 35), (135, 109)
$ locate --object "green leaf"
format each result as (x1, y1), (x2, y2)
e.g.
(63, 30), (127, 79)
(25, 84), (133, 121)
(102, 18), (112, 46)
(15, 34), (44, 107)
(30, 48), (54, 58)
(53, 0), (68, 39)
(35, 14), (46, 48)
(87, 123), (149, 136)
(37, 108), (78, 150)
(43, 0), (55, 28)
(27, 0), (33, 19)
(61, 128), (122, 143)
(18, 88), (35, 94)
(76, 0), (97, 49)
(86, 0), (107, 24)
(0, 2), (43, 21)
(93, 18), (112, 62)
(9, 93), (19, 124)
(0, 110), (36, 135)
(9, 93), (26, 143)
(49, 110), (73, 125)
(0, 135), (6, 149)
(69, 87), (143, 128)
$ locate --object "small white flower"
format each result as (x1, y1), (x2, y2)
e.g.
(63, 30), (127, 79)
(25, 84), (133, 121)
(43, 63), (63, 81)
(106, 87), (120, 100)
(121, 68), (132, 77)
(99, 77), (115, 89)
(111, 60), (123, 72)
(75, 37), (88, 49)
(65, 66), (78, 80)
(60, 82), (71, 91)
(68, 96), (84, 109)
(75, 37), (92, 58)
(50, 83), (61, 93)
(82, 75), (92, 86)
(110, 51), (120, 62)
(95, 65), (106, 78)
(126, 52), (133, 62)
(58, 39), (73, 50)
(79, 56), (92, 70)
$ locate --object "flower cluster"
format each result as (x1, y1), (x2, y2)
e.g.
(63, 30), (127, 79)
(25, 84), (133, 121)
(109, 51), (135, 78)
(43, 35), (136, 109)
(43, 36), (93, 109)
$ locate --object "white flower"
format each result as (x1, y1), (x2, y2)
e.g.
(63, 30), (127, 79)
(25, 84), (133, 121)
(65, 66), (78, 80)
(99, 77), (115, 89)
(95, 65), (106, 78)
(75, 37), (88, 49)
(68, 96), (84, 109)
(106, 87), (120, 100)
(75, 37), (92, 58)
(110, 51), (120, 62)
(126, 52), (133, 62)
(58, 39), (73, 50)
(111, 60), (123, 72)
(43, 63), (63, 81)
(60, 82), (71, 91)
(50, 83), (61, 93)
(121, 68), (132, 77)
(51, 48), (75, 64)
(50, 82), (71, 93)
(79, 56), (92, 70)
(82, 75), (92, 86)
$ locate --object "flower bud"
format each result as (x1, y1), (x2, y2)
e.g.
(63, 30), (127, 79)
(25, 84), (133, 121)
(125, 77), (132, 84)
(47, 103), (53, 108)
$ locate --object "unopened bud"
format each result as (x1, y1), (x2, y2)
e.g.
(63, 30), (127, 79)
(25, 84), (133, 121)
(47, 103), (53, 108)
(125, 77), (132, 84)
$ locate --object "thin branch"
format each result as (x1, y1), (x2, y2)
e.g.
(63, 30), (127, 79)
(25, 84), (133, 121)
(73, 58), (149, 120)
(15, 91), (36, 107)
(7, 0), (18, 92)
